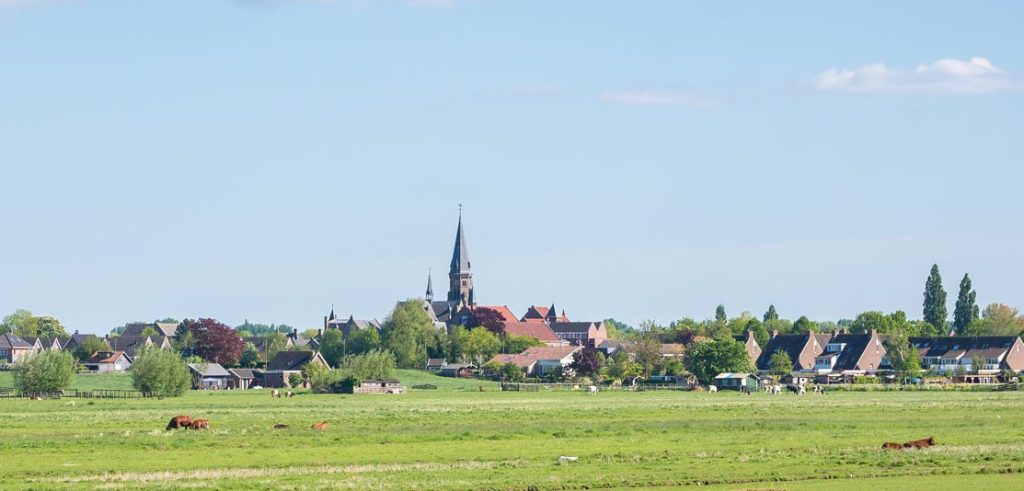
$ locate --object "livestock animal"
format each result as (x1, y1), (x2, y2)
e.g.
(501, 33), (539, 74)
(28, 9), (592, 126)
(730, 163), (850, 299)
(166, 415), (193, 430)
(285, 391), (295, 398)
(798, 386), (806, 395)
(708, 385), (718, 393)
(881, 442), (904, 450)
(772, 385), (783, 394)
(904, 437), (935, 449)
(271, 390), (281, 398)
(311, 421), (328, 431)
(190, 419), (210, 430)
(274, 424), (289, 429)
(588, 385), (598, 395)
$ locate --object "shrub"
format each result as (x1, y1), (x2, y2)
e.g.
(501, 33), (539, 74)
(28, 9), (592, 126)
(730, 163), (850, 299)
(303, 362), (342, 393)
(13, 350), (75, 394)
(131, 348), (191, 397)
(337, 349), (396, 381)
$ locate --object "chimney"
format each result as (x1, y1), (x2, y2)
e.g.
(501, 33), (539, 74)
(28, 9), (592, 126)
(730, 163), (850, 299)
(317, 329), (323, 338)
(869, 328), (877, 337)
(323, 316), (328, 330)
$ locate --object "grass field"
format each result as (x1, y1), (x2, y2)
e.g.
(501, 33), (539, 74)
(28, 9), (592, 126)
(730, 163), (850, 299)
(1, 370), (1023, 490)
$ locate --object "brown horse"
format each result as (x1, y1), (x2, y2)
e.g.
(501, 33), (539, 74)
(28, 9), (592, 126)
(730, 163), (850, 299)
(903, 437), (935, 449)
(190, 419), (210, 430)
(881, 442), (903, 450)
(166, 415), (193, 430)
(311, 421), (328, 431)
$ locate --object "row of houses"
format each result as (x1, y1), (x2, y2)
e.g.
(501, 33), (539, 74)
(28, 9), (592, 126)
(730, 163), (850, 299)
(189, 351), (329, 389)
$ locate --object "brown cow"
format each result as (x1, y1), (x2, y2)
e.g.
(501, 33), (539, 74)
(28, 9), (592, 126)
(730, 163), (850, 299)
(903, 437), (935, 449)
(190, 419), (210, 430)
(881, 442), (903, 450)
(285, 391), (295, 398)
(271, 390), (281, 398)
(166, 415), (193, 430)
(311, 421), (328, 431)
(274, 424), (289, 429)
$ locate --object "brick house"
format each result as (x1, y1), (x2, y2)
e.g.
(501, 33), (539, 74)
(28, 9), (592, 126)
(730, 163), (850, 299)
(549, 322), (608, 348)
(0, 333), (36, 364)
(502, 322), (567, 347)
(756, 332), (831, 372)
(813, 330), (886, 375)
(910, 336), (1024, 374)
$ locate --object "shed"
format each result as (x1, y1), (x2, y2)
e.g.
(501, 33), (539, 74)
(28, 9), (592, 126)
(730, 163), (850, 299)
(713, 373), (760, 390)
(188, 363), (233, 389)
(82, 351), (132, 373)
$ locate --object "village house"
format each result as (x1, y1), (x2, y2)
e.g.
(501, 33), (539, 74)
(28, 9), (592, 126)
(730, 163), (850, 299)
(258, 351), (329, 388)
(25, 336), (63, 352)
(502, 322), (567, 347)
(122, 322), (179, 338)
(82, 351), (132, 372)
(188, 363), (234, 389)
(323, 310), (382, 338)
(0, 333), (36, 364)
(486, 353), (537, 375)
(228, 368), (257, 390)
(425, 358), (447, 372)
(813, 330), (886, 376)
(734, 331), (762, 364)
(61, 332), (100, 353)
(439, 363), (476, 378)
(910, 336), (1024, 376)
(106, 334), (172, 358)
(756, 332), (831, 373)
(549, 321), (608, 348)
(521, 304), (570, 323)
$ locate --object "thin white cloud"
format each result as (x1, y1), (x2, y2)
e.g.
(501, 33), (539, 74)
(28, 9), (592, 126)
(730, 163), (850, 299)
(600, 90), (719, 108)
(812, 57), (1019, 95)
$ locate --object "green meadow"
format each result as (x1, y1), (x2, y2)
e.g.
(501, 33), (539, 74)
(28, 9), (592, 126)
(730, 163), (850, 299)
(1, 370), (1023, 490)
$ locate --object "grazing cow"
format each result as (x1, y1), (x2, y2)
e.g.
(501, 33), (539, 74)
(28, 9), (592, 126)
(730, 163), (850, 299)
(271, 390), (281, 399)
(311, 421), (328, 431)
(285, 391), (295, 398)
(708, 385), (718, 393)
(773, 385), (783, 395)
(274, 424), (289, 429)
(797, 386), (806, 395)
(904, 437), (935, 449)
(166, 415), (193, 430)
(190, 419), (210, 430)
(588, 385), (598, 395)
(881, 442), (903, 450)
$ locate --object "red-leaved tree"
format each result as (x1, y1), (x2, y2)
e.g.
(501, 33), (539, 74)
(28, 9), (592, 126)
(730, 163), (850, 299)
(190, 318), (244, 367)
(470, 307), (507, 335)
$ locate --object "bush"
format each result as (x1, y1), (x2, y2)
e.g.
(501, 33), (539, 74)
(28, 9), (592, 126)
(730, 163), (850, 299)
(13, 350), (75, 394)
(303, 363), (341, 393)
(337, 349), (396, 381)
(131, 348), (191, 397)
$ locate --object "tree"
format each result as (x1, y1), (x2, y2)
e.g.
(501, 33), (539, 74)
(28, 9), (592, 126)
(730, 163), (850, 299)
(965, 303), (1024, 336)
(190, 318), (245, 367)
(602, 318), (633, 339)
(263, 332), (288, 362)
(490, 362), (525, 382)
(347, 326), (381, 356)
(883, 331), (921, 381)
(140, 326), (159, 338)
(570, 347), (602, 378)
(767, 350), (792, 380)
(660, 357), (684, 376)
(337, 349), (396, 381)
(744, 318), (769, 347)
(470, 307), (507, 335)
(131, 347), (191, 397)
(715, 305), (727, 323)
(953, 273), (979, 334)
(502, 334), (543, 354)
(319, 329), (346, 366)
(302, 361), (337, 392)
(923, 264), (948, 332)
(791, 316), (817, 333)
(239, 342), (261, 368)
(455, 328), (501, 365)
(1, 309), (35, 335)
(380, 300), (439, 368)
(1, 309), (67, 338)
(605, 351), (641, 382)
(763, 304), (779, 322)
(633, 336), (663, 377)
(685, 338), (754, 384)
(13, 350), (75, 394)
(72, 337), (111, 362)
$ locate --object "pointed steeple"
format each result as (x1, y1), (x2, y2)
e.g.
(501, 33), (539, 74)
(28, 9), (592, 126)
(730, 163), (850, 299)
(449, 210), (470, 275)
(329, 305), (336, 321)
(425, 270), (434, 302)
(546, 303), (558, 323)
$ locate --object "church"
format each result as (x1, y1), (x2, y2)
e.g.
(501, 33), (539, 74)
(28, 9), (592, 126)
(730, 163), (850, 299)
(424, 211), (475, 326)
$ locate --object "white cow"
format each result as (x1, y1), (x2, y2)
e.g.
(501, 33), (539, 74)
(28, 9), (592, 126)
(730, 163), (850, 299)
(588, 385), (598, 395)
(708, 385), (718, 393)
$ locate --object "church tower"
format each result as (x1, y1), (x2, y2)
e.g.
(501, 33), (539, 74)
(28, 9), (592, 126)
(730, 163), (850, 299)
(447, 210), (474, 307)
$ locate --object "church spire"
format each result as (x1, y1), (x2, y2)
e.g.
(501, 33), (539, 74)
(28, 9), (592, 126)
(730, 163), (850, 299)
(546, 302), (558, 323)
(425, 270), (434, 302)
(447, 207), (474, 306)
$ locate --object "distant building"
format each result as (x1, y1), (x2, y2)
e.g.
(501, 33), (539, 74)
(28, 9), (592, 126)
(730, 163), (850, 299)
(188, 363), (234, 389)
(122, 322), (179, 338)
(734, 331), (762, 364)
(910, 336), (1024, 374)
(1, 333), (37, 364)
(83, 351), (132, 373)
(106, 335), (172, 358)
(258, 351), (329, 388)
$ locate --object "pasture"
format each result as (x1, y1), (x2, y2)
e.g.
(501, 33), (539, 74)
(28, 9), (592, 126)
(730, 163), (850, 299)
(1, 372), (1023, 490)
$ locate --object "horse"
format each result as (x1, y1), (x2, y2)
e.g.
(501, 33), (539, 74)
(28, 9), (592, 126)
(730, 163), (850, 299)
(881, 442), (903, 450)
(708, 385), (718, 393)
(311, 421), (328, 431)
(904, 437), (935, 449)
(189, 419), (209, 430)
(166, 415), (193, 430)
(588, 385), (598, 395)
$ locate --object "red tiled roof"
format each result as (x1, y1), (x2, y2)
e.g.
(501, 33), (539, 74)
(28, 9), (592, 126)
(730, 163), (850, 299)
(474, 305), (519, 323)
(521, 305), (570, 322)
(521, 345), (580, 362)
(503, 322), (562, 343)
(488, 354), (536, 369)
(85, 351), (127, 364)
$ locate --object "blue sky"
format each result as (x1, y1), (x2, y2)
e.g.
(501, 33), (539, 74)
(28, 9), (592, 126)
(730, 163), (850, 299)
(1, 1), (1022, 334)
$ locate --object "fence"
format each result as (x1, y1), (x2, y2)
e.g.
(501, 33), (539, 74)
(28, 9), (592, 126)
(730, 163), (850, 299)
(501, 382), (692, 392)
(0, 387), (148, 399)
